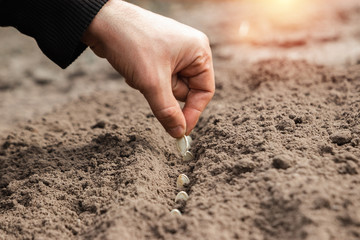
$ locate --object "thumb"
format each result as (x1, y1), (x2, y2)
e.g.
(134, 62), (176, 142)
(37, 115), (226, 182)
(141, 77), (186, 138)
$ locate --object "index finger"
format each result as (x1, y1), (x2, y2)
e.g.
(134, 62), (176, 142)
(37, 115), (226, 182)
(181, 53), (215, 135)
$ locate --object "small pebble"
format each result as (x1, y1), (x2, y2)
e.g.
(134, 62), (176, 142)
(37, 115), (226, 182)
(91, 120), (106, 129)
(272, 154), (293, 170)
(330, 130), (352, 145)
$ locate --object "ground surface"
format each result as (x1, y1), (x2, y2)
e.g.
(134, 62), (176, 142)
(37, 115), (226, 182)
(0, 0), (360, 239)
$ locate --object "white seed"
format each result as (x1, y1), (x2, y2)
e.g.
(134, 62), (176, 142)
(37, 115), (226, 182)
(176, 135), (195, 160)
(186, 135), (193, 147)
(175, 191), (189, 203)
(183, 151), (194, 161)
(170, 209), (182, 216)
(177, 174), (190, 188)
(176, 136), (189, 156)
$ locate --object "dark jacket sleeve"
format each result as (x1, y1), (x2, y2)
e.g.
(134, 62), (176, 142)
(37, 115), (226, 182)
(0, 0), (108, 69)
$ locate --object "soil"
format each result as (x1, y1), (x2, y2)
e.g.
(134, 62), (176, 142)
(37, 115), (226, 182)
(1, 0), (360, 239)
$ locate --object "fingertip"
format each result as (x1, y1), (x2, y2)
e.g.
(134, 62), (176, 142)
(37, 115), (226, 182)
(142, 78), (187, 138)
(168, 125), (186, 138)
(185, 128), (193, 136)
(153, 104), (186, 138)
(183, 107), (201, 136)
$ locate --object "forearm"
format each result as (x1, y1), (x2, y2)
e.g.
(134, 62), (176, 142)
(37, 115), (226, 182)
(0, 0), (108, 68)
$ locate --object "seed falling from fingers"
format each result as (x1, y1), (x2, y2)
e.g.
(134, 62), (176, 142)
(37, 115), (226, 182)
(176, 135), (189, 156)
(170, 209), (182, 216)
(186, 135), (192, 147)
(175, 191), (189, 203)
(176, 135), (194, 160)
(177, 174), (190, 188)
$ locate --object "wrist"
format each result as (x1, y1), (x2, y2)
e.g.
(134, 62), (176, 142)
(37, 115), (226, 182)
(81, 0), (124, 49)
(81, 0), (145, 58)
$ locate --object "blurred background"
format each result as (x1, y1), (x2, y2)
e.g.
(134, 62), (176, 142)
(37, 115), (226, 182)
(0, 0), (359, 134)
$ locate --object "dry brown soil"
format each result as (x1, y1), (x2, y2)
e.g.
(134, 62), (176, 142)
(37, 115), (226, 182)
(0, 0), (360, 239)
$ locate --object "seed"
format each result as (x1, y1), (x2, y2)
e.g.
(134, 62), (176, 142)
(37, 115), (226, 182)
(186, 135), (193, 147)
(176, 135), (195, 160)
(183, 151), (194, 161)
(170, 209), (182, 216)
(175, 191), (189, 203)
(177, 174), (190, 188)
(176, 136), (189, 156)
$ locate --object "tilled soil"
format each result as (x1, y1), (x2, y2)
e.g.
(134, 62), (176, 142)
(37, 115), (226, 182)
(1, 60), (359, 240)
(1, 0), (360, 240)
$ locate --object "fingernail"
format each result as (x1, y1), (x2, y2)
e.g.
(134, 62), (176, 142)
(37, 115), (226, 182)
(168, 126), (185, 137)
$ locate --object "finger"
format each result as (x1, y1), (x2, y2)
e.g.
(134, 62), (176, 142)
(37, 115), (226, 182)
(142, 75), (186, 138)
(172, 75), (189, 102)
(183, 88), (214, 135)
(180, 52), (215, 135)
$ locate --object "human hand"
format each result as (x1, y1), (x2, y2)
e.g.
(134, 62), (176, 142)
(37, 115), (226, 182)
(82, 0), (215, 138)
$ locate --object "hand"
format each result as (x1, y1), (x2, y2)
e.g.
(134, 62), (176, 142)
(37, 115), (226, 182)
(82, 0), (215, 138)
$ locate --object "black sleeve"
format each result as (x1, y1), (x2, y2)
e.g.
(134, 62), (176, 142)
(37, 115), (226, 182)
(0, 0), (108, 69)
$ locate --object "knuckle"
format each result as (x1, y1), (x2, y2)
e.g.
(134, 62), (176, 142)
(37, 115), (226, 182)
(192, 35), (212, 68)
(189, 30), (210, 48)
(196, 31), (210, 46)
(202, 56), (212, 72)
(154, 106), (179, 122)
(202, 90), (215, 104)
(208, 87), (215, 98)
(193, 50), (211, 70)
